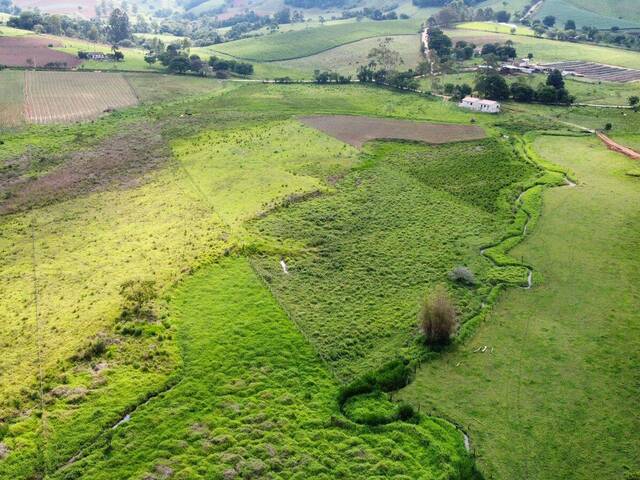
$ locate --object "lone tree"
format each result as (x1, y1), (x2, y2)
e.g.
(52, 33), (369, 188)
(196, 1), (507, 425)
(564, 19), (576, 30)
(418, 286), (458, 347)
(108, 8), (131, 45)
(629, 96), (640, 108)
(543, 15), (556, 28)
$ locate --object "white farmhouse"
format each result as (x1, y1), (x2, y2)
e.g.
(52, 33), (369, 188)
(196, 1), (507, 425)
(458, 97), (501, 114)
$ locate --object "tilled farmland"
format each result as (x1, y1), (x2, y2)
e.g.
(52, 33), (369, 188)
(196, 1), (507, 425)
(23, 71), (139, 124)
(542, 61), (640, 82)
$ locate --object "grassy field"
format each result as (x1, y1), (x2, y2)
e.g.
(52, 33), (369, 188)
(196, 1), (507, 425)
(563, 0), (640, 24)
(534, 0), (640, 29)
(52, 36), (164, 72)
(251, 138), (539, 380)
(0, 69), (24, 126)
(448, 28), (640, 69)
(400, 135), (640, 479)
(272, 34), (422, 78)
(0, 25), (32, 36)
(124, 73), (226, 103)
(205, 19), (423, 61)
(456, 22), (535, 36)
(50, 258), (473, 479)
(1, 83), (497, 478)
(1, 79), (638, 480)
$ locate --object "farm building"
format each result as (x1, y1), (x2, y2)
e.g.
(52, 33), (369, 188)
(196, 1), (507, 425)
(458, 97), (501, 113)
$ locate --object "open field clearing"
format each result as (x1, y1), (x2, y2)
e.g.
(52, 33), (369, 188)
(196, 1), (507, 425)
(51, 258), (474, 480)
(400, 135), (640, 479)
(272, 34), (422, 78)
(0, 84), (499, 478)
(51, 36), (165, 72)
(207, 19), (422, 61)
(456, 22), (535, 36)
(534, 0), (640, 29)
(542, 61), (640, 83)
(299, 115), (486, 147)
(0, 35), (81, 68)
(0, 70), (24, 126)
(2, 81), (637, 479)
(124, 73), (226, 104)
(561, 0), (640, 24)
(23, 71), (138, 124)
(0, 24), (33, 36)
(448, 28), (640, 69)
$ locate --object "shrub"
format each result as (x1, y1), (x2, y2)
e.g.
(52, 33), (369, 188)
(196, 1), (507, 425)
(418, 286), (458, 346)
(396, 402), (417, 422)
(449, 266), (476, 286)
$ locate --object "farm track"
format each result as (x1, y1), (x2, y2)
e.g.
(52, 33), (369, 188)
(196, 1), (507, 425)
(596, 131), (640, 159)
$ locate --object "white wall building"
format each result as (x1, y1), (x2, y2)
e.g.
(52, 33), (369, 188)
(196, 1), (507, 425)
(458, 97), (501, 114)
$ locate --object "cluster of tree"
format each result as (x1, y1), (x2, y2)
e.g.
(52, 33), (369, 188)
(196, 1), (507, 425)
(443, 82), (472, 100)
(313, 70), (352, 84)
(413, 0), (482, 7)
(341, 8), (404, 21)
(424, 1), (511, 27)
(284, 0), (346, 8)
(480, 42), (517, 61)
(355, 38), (419, 90)
(475, 69), (574, 104)
(7, 8), (131, 45)
(144, 44), (253, 76)
(0, 0), (19, 15)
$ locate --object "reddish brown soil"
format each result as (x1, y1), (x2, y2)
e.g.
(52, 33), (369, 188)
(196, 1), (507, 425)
(299, 115), (486, 148)
(597, 132), (640, 160)
(0, 36), (81, 68)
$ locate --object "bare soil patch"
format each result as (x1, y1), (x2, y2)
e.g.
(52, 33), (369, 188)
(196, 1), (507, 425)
(0, 123), (171, 215)
(299, 115), (485, 147)
(0, 36), (81, 68)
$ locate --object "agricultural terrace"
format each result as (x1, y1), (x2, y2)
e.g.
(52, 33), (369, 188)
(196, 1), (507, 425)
(401, 135), (640, 479)
(206, 19), (422, 61)
(448, 28), (640, 70)
(23, 71), (138, 124)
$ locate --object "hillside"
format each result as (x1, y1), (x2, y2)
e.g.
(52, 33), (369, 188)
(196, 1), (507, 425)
(533, 0), (640, 29)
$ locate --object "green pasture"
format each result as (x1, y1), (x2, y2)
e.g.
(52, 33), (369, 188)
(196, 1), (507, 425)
(51, 258), (472, 479)
(205, 19), (423, 61)
(534, 0), (640, 29)
(271, 34), (422, 78)
(0, 25), (32, 36)
(400, 135), (640, 479)
(1, 83), (491, 477)
(448, 28), (640, 69)
(456, 22), (535, 36)
(251, 138), (539, 380)
(52, 37), (164, 72)
(562, 0), (640, 24)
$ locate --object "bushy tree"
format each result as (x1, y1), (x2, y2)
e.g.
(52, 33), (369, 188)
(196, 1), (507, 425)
(108, 8), (131, 44)
(510, 82), (535, 102)
(543, 15), (556, 28)
(475, 71), (510, 100)
(418, 286), (458, 346)
(564, 19), (576, 30)
(495, 10), (510, 23)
